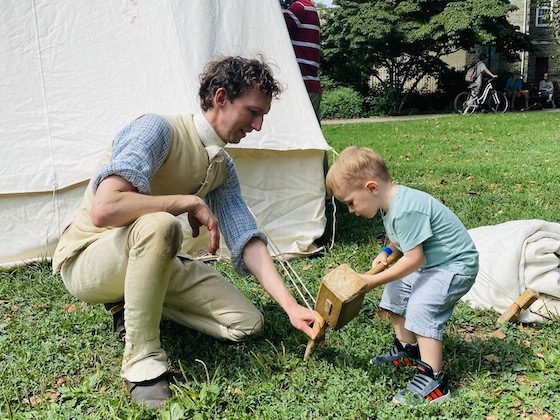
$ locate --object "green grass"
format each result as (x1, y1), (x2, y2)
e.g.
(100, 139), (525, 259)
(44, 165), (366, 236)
(2, 112), (560, 419)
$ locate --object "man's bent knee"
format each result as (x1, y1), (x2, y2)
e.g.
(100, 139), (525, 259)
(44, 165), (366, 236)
(130, 212), (183, 259)
(226, 311), (264, 342)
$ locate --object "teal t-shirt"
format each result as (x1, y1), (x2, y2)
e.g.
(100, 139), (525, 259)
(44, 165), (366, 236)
(381, 185), (478, 275)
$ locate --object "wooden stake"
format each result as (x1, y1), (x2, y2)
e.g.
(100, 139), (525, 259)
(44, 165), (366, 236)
(497, 288), (539, 324)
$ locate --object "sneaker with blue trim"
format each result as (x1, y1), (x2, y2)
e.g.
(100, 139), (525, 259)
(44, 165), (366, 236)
(392, 360), (451, 405)
(370, 337), (420, 367)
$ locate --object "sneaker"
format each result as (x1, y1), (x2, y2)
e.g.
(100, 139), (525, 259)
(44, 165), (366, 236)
(392, 360), (451, 405)
(370, 337), (420, 367)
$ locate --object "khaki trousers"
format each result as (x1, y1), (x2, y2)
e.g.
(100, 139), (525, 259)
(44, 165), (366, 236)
(60, 212), (263, 382)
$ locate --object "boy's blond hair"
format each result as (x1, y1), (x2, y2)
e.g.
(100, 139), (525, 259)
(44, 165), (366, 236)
(326, 146), (390, 195)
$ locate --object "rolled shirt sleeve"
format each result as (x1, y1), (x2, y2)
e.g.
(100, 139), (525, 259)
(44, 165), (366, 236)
(206, 154), (267, 275)
(91, 114), (170, 194)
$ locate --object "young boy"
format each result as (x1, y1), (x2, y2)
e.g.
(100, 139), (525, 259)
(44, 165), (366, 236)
(326, 146), (479, 405)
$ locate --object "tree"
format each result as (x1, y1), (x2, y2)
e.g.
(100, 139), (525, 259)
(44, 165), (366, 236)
(321, 0), (533, 113)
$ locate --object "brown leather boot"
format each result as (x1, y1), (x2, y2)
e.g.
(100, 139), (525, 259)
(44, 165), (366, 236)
(124, 374), (171, 408)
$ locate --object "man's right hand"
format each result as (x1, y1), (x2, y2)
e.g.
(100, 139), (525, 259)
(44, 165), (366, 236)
(187, 199), (220, 254)
(93, 176), (220, 253)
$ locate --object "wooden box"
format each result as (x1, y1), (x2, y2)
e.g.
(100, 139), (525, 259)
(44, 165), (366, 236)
(316, 264), (367, 329)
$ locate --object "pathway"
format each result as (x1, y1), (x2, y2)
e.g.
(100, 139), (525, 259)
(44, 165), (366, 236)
(321, 107), (560, 125)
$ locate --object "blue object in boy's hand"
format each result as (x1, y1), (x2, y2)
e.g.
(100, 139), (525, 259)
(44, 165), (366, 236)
(382, 246), (393, 256)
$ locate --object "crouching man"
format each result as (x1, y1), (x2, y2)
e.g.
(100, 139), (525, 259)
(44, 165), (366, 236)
(53, 56), (317, 408)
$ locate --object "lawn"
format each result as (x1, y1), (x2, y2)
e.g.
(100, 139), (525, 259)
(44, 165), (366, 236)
(2, 112), (560, 419)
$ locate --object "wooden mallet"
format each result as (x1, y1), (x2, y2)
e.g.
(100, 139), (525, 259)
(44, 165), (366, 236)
(304, 249), (402, 360)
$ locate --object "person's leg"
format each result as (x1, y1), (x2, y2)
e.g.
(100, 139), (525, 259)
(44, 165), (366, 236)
(391, 269), (454, 405)
(379, 275), (415, 344)
(60, 212), (181, 407)
(392, 270), (475, 405)
(61, 228), (129, 305)
(468, 82), (479, 102)
(119, 212), (183, 382)
(390, 312), (416, 344)
(308, 92), (322, 124)
(162, 257), (264, 342)
(416, 336), (443, 372)
(547, 92), (556, 107)
(523, 90), (529, 109)
(371, 273), (420, 366)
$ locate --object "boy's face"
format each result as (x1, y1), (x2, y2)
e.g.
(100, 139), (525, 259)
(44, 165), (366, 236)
(336, 182), (381, 219)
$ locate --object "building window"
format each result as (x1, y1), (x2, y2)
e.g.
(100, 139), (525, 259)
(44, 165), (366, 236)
(536, 6), (551, 27)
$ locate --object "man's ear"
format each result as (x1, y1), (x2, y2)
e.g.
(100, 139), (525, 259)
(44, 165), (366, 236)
(213, 87), (229, 108)
(365, 180), (378, 192)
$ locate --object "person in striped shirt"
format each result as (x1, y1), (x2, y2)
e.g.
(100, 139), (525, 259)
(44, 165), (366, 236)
(283, 0), (322, 121)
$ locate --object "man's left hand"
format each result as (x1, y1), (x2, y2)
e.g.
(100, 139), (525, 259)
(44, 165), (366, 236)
(287, 304), (319, 339)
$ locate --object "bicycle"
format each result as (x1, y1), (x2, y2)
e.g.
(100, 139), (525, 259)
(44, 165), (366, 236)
(454, 79), (509, 114)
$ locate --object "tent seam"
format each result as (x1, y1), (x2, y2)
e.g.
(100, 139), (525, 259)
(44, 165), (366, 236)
(167, 0), (194, 95)
(31, 0), (62, 246)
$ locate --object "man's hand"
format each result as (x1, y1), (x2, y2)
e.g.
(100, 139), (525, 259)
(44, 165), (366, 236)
(187, 200), (220, 254)
(286, 304), (318, 339)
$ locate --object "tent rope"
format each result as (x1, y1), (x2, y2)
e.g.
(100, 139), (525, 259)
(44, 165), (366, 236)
(266, 235), (316, 309)
(245, 208), (316, 312)
(324, 148), (340, 251)
(44, 183), (61, 258)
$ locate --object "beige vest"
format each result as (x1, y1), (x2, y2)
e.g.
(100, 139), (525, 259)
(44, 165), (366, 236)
(52, 114), (227, 271)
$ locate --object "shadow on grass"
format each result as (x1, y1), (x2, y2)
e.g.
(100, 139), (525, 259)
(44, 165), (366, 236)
(444, 332), (535, 380)
(159, 301), (311, 381)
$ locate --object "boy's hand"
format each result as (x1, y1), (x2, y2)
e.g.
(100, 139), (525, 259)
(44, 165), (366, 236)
(371, 253), (389, 270)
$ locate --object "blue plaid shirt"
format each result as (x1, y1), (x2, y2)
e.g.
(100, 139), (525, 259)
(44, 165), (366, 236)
(92, 114), (266, 275)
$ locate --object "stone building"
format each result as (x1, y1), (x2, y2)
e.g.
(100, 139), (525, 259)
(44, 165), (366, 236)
(508, 0), (558, 85)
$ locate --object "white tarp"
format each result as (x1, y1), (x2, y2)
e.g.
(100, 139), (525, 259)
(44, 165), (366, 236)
(0, 0), (331, 267)
(463, 220), (560, 322)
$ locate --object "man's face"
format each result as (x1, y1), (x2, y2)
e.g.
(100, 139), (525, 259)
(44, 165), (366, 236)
(215, 87), (272, 144)
(544, 73), (549, 80)
(336, 183), (380, 219)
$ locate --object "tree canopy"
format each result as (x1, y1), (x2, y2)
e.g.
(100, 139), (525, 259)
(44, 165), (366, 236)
(321, 0), (532, 105)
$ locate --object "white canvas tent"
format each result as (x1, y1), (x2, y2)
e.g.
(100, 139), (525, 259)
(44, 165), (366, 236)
(0, 0), (331, 268)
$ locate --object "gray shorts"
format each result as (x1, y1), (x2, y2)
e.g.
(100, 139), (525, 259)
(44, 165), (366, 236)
(379, 268), (476, 340)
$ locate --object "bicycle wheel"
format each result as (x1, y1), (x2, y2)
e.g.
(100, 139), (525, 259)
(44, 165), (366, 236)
(453, 92), (471, 114)
(489, 91), (508, 113)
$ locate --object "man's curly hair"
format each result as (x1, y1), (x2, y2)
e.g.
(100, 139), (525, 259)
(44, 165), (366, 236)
(198, 56), (282, 111)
